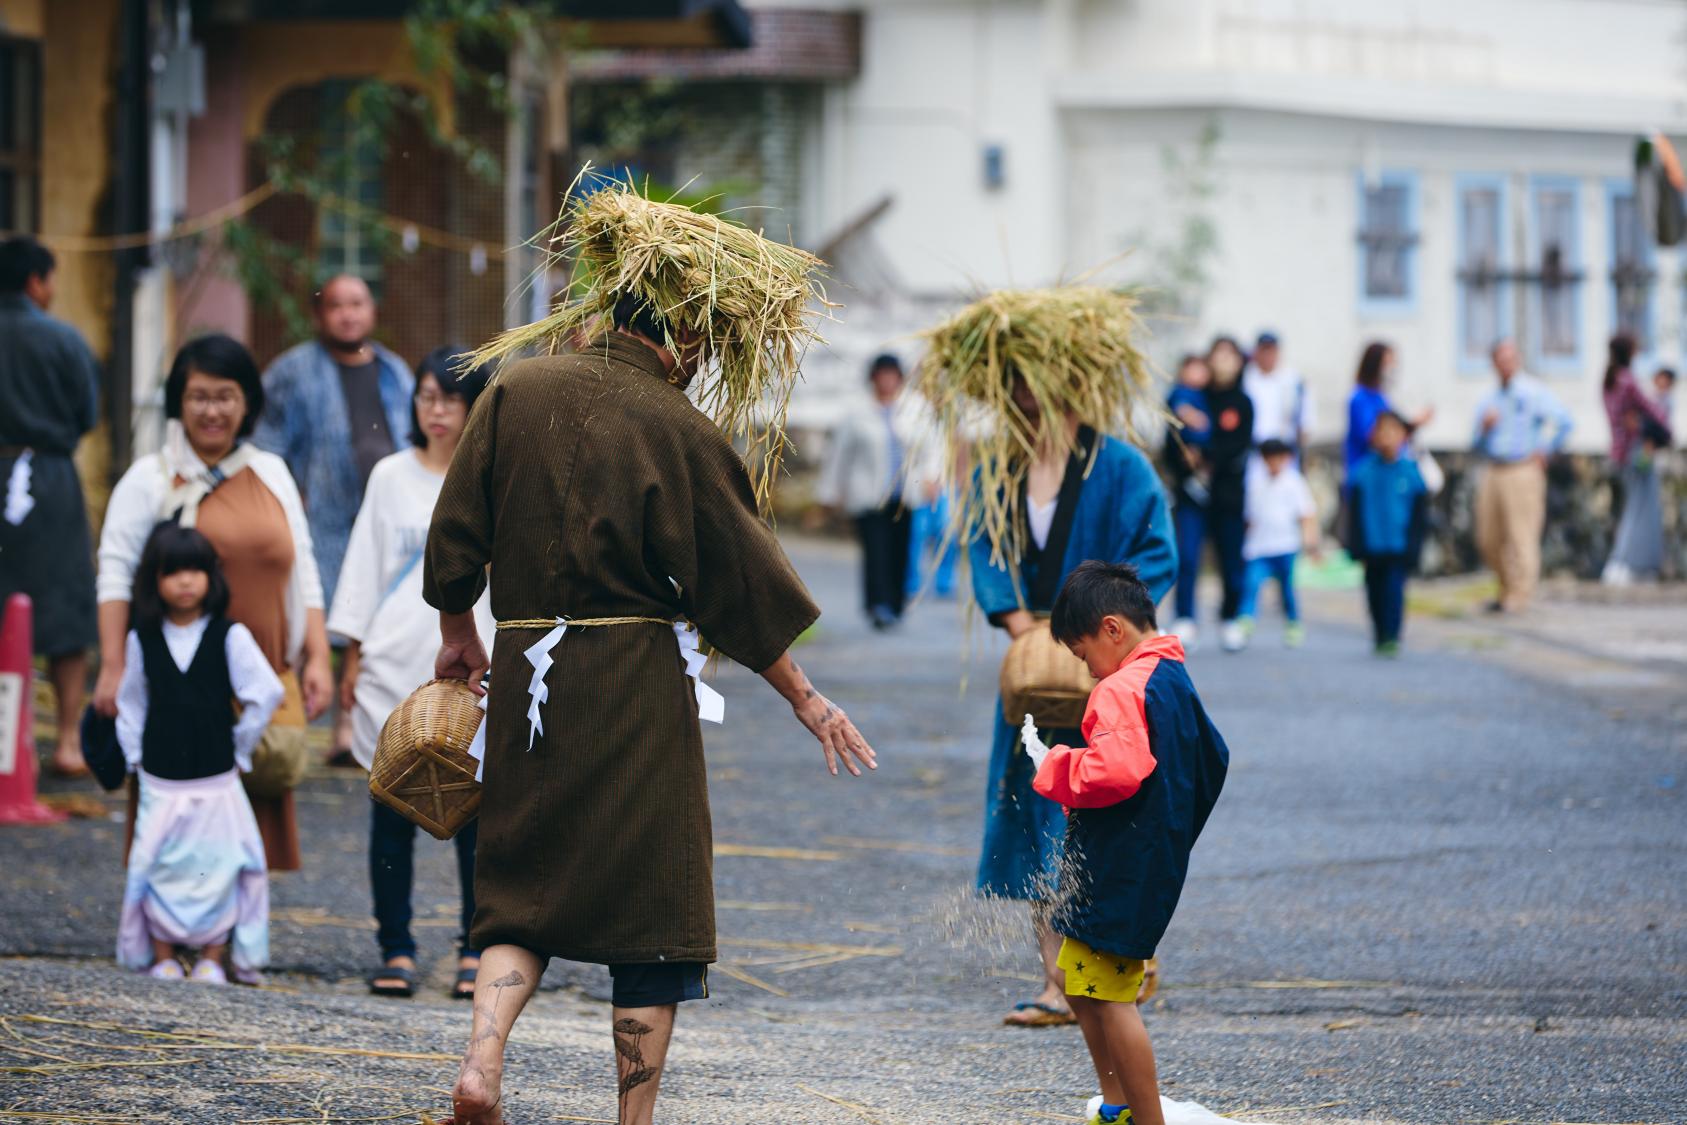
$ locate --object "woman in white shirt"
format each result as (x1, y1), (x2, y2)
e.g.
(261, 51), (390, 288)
(328, 347), (493, 1000)
(95, 334), (331, 871)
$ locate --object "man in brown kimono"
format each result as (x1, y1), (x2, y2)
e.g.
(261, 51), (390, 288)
(424, 298), (877, 1125)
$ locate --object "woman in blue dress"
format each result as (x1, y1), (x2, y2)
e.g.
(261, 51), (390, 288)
(972, 375), (1175, 1026)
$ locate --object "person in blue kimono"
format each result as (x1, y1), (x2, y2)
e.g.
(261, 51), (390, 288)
(972, 377), (1176, 1028)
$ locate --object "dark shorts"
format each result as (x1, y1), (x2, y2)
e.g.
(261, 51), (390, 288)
(608, 961), (710, 1008)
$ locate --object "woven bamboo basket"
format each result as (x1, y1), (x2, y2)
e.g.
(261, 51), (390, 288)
(370, 678), (484, 841)
(1000, 620), (1097, 728)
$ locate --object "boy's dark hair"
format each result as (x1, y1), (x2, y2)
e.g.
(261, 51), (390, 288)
(410, 345), (488, 448)
(1372, 408), (1410, 433)
(132, 522), (230, 628)
(868, 352), (903, 379)
(0, 235), (54, 294)
(1050, 560), (1158, 644)
(1656, 367), (1677, 386)
(611, 291), (671, 343)
(1258, 437), (1292, 459)
(164, 333), (266, 438)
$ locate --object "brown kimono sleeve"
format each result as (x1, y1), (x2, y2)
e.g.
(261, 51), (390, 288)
(423, 382), (498, 614)
(655, 427), (819, 673)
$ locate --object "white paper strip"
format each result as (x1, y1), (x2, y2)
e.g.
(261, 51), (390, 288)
(521, 617), (568, 750)
(4, 451), (34, 526)
(467, 692), (489, 782)
(674, 622), (724, 724)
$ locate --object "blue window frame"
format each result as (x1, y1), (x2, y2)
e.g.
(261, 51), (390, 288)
(1606, 178), (1655, 355)
(1456, 174), (1511, 374)
(1357, 170), (1418, 318)
(1527, 175), (1584, 377)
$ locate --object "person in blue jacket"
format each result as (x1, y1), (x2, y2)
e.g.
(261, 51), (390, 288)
(972, 376), (1176, 1027)
(1347, 410), (1428, 655)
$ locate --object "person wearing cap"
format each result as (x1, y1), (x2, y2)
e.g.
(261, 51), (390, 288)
(1242, 331), (1314, 456)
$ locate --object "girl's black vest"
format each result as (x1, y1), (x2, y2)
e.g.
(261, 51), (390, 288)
(138, 617), (236, 780)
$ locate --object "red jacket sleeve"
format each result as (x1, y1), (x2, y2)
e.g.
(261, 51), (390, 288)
(1032, 679), (1158, 809)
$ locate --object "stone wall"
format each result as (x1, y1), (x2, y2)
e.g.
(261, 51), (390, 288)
(1302, 447), (1687, 581)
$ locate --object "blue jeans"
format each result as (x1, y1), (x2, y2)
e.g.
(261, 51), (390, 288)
(369, 797), (479, 961)
(1240, 553), (1298, 622)
(907, 494), (958, 597)
(1210, 510), (1248, 622)
(1363, 555), (1409, 645)
(1173, 502), (1207, 620)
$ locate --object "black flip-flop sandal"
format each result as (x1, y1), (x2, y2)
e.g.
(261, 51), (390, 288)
(452, 965), (479, 999)
(326, 749), (360, 769)
(367, 964), (418, 997)
(1003, 1000), (1076, 1027)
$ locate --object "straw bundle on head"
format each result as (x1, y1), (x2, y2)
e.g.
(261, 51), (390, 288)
(915, 285), (1154, 570)
(471, 174), (830, 510)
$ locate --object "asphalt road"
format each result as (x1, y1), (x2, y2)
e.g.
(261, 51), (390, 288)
(1, 536), (1682, 1124)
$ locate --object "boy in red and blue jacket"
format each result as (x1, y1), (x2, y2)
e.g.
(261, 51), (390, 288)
(1022, 561), (1229, 1125)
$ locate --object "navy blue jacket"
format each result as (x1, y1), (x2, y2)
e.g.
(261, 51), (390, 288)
(1034, 636), (1228, 960)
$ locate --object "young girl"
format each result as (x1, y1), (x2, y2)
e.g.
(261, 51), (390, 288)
(115, 522), (284, 983)
(328, 346), (493, 999)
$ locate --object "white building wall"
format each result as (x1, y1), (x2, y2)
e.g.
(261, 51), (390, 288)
(750, 0), (1687, 452)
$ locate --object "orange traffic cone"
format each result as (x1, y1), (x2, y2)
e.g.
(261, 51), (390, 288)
(0, 594), (66, 824)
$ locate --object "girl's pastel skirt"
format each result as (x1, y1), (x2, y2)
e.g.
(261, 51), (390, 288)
(117, 768), (269, 982)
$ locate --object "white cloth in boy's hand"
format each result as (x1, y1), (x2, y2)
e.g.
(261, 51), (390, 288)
(1021, 713), (1049, 769)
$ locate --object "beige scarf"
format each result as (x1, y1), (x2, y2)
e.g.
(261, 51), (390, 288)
(159, 420), (260, 528)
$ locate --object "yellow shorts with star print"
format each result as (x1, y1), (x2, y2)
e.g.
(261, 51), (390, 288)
(1058, 937), (1146, 1003)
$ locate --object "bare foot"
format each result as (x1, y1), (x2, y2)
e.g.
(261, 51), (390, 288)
(50, 742), (89, 778)
(446, 1057), (503, 1125)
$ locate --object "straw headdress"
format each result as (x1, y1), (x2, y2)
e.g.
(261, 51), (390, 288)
(914, 285), (1155, 573)
(471, 173), (830, 511)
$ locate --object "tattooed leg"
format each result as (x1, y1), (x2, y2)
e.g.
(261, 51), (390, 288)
(611, 1004), (676, 1125)
(448, 944), (543, 1125)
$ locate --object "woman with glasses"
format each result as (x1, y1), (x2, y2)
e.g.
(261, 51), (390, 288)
(97, 334), (332, 874)
(328, 346), (494, 1000)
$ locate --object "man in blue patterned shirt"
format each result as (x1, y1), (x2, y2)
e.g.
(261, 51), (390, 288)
(1472, 339), (1573, 613)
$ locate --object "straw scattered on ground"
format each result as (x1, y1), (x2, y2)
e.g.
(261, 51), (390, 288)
(470, 171), (831, 511)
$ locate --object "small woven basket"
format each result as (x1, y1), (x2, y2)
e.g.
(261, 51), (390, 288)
(370, 679), (484, 841)
(1000, 619), (1097, 728)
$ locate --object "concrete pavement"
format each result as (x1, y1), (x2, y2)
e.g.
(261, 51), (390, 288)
(1, 537), (1682, 1124)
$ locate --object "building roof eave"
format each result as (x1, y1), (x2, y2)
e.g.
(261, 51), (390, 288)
(1054, 72), (1687, 136)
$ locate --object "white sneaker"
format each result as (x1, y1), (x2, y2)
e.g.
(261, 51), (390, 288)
(1220, 620), (1248, 652)
(1601, 560), (1633, 587)
(1170, 617), (1198, 648)
(189, 958), (228, 985)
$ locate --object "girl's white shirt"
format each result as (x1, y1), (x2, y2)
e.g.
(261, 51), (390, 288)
(114, 615), (286, 773)
(327, 449), (494, 769)
(98, 429), (324, 667)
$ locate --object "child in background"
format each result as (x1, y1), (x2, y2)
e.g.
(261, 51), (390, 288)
(1238, 437), (1319, 648)
(1652, 367), (1675, 428)
(1021, 562), (1229, 1125)
(1167, 355), (1214, 454)
(115, 523), (283, 983)
(1346, 411), (1428, 656)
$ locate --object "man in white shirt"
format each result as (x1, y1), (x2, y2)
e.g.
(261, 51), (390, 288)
(815, 354), (938, 629)
(1243, 332), (1314, 454)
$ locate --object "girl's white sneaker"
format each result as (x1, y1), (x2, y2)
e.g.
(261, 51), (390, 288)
(189, 958), (228, 985)
(147, 959), (186, 980)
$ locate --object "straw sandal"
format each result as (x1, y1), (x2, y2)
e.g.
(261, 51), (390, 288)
(1003, 1000), (1076, 1027)
(368, 962), (418, 997)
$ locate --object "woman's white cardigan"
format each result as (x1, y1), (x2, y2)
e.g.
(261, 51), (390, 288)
(97, 446), (325, 668)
